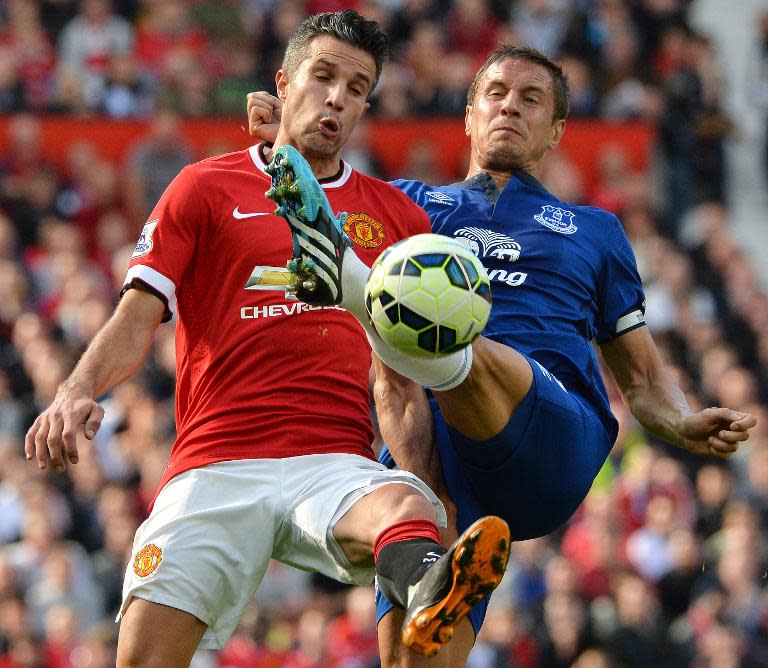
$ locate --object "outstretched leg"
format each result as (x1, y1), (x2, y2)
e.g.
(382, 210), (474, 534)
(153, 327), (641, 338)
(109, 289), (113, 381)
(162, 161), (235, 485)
(266, 146), (480, 393)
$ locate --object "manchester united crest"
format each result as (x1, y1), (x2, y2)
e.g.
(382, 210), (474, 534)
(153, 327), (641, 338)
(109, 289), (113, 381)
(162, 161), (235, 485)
(133, 543), (163, 578)
(343, 212), (384, 249)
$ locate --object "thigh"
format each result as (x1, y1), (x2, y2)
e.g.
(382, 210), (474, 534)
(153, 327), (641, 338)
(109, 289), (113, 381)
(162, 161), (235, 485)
(437, 358), (613, 540)
(117, 597), (206, 668)
(377, 607), (475, 668)
(119, 462), (281, 650)
(275, 454), (445, 586)
(434, 336), (534, 441)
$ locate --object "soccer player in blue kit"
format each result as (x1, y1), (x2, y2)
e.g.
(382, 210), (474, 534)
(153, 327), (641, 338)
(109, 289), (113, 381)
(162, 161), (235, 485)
(249, 44), (756, 667)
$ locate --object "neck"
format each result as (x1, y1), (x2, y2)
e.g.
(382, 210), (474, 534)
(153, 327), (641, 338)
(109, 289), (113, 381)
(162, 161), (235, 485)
(268, 135), (343, 180)
(469, 167), (512, 191)
(465, 157), (544, 190)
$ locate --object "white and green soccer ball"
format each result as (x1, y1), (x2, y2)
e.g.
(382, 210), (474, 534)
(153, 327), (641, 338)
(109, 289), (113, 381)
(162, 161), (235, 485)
(365, 233), (492, 358)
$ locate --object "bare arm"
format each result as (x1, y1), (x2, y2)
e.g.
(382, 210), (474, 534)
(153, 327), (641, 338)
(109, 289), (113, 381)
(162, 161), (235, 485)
(601, 326), (756, 458)
(372, 355), (458, 543)
(25, 288), (166, 472)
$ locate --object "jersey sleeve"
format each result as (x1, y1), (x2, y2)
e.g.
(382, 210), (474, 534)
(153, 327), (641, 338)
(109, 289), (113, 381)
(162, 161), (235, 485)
(390, 179), (430, 209)
(122, 165), (203, 321)
(594, 213), (646, 344)
(402, 194), (432, 235)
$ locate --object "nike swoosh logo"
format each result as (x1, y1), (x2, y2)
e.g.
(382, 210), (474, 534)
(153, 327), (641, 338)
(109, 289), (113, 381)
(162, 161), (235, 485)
(233, 206), (272, 220)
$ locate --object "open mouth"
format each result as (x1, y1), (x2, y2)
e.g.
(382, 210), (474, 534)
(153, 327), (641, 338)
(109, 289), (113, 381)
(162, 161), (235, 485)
(318, 118), (340, 137)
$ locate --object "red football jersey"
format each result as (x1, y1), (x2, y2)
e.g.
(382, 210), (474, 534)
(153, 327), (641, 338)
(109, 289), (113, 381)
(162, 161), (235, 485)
(124, 145), (431, 500)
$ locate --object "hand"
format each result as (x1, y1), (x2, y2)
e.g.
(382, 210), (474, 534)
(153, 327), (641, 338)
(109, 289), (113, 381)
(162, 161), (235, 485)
(24, 380), (104, 472)
(677, 408), (756, 458)
(247, 91), (281, 142)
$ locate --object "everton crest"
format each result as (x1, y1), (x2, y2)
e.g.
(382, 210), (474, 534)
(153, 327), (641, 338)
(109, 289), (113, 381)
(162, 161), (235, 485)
(534, 205), (577, 234)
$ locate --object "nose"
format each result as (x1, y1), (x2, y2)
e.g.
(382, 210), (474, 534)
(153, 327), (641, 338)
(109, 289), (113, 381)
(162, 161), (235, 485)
(325, 82), (345, 111)
(500, 91), (521, 117)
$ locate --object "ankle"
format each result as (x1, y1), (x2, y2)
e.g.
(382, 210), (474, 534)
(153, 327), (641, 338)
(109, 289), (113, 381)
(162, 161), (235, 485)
(340, 246), (372, 322)
(374, 520), (444, 608)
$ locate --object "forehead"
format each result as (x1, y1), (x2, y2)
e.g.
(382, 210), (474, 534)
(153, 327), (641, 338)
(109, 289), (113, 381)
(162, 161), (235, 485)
(481, 58), (554, 92)
(299, 35), (377, 81)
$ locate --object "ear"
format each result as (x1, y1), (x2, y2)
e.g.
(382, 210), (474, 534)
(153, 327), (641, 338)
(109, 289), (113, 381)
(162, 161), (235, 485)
(464, 105), (473, 138)
(276, 70), (289, 102)
(362, 101), (371, 116)
(548, 119), (566, 150)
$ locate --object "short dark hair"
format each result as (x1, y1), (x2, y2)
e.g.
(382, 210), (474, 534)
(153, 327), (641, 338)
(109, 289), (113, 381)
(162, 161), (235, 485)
(467, 44), (570, 121)
(282, 10), (391, 94)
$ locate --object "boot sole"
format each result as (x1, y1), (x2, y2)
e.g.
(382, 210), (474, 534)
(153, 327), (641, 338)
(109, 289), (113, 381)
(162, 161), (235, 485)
(402, 516), (511, 657)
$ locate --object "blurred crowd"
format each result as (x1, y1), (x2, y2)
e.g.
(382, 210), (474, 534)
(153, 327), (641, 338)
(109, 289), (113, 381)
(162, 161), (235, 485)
(0, 0), (730, 124)
(1, 0), (768, 667)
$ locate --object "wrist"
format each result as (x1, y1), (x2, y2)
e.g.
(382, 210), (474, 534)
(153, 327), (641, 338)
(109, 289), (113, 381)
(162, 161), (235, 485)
(670, 410), (694, 446)
(59, 375), (95, 401)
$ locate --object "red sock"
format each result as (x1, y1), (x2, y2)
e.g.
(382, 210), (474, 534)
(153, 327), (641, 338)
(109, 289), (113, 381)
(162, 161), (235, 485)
(373, 518), (440, 562)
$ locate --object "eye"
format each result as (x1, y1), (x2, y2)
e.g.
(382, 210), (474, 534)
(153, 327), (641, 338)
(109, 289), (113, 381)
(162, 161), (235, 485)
(487, 90), (504, 99)
(315, 73), (331, 81)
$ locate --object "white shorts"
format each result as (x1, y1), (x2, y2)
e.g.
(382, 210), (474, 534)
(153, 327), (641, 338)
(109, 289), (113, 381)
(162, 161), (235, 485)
(118, 454), (445, 650)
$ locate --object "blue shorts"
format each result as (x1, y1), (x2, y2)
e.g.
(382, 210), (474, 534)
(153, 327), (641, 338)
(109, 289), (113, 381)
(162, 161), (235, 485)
(375, 355), (614, 634)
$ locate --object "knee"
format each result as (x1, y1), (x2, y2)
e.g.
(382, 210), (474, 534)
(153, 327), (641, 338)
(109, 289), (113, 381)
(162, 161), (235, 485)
(362, 485), (438, 544)
(377, 486), (437, 530)
(117, 638), (186, 668)
(334, 484), (438, 565)
(118, 633), (170, 668)
(116, 643), (148, 668)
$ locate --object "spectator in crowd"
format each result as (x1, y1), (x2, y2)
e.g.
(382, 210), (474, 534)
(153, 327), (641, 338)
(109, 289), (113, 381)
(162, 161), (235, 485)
(511, 0), (572, 59)
(57, 0), (134, 111)
(122, 108), (193, 221)
(99, 52), (156, 119)
(602, 570), (669, 668)
(0, 114), (57, 248)
(0, 0), (57, 111)
(658, 27), (733, 227)
(133, 0), (207, 86)
(0, 49), (26, 114)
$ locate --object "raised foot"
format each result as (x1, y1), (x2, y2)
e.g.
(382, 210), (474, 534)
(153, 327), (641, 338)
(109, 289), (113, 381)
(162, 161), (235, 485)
(265, 145), (351, 305)
(401, 516), (511, 657)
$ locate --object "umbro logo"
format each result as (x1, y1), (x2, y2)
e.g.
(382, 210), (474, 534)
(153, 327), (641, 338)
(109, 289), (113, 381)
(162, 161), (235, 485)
(425, 191), (455, 206)
(233, 206), (272, 220)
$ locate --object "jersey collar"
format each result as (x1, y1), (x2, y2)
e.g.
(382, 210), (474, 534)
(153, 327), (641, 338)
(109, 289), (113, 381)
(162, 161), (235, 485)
(451, 170), (547, 203)
(248, 143), (352, 189)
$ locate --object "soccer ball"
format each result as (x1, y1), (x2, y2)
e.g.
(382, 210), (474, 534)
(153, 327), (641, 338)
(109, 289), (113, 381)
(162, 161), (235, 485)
(365, 233), (492, 358)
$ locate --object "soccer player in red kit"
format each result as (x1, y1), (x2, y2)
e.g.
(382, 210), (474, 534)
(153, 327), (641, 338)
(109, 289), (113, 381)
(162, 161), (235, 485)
(24, 10), (509, 668)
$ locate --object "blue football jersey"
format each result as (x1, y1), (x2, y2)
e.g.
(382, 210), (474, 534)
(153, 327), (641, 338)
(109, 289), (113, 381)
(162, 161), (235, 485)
(391, 171), (646, 439)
